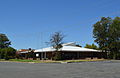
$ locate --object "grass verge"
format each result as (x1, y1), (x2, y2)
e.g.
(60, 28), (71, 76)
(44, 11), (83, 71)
(0, 59), (61, 63)
(63, 59), (108, 63)
(0, 59), (108, 63)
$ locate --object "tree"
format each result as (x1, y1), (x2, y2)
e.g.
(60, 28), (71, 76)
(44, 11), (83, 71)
(0, 47), (16, 60)
(49, 32), (64, 51)
(0, 33), (16, 60)
(85, 43), (99, 50)
(0, 49), (5, 59)
(27, 48), (35, 60)
(49, 32), (64, 60)
(93, 17), (120, 59)
(0, 34), (11, 48)
(108, 17), (120, 59)
(93, 17), (112, 51)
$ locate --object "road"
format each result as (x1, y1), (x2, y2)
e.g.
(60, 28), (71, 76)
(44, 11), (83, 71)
(0, 61), (120, 78)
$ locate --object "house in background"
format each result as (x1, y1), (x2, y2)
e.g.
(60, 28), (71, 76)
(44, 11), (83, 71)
(17, 49), (35, 59)
(34, 42), (107, 60)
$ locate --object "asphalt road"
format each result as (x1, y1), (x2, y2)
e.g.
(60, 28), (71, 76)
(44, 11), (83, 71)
(0, 61), (120, 78)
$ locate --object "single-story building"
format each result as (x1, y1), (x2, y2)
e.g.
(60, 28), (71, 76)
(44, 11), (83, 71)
(17, 49), (35, 59)
(34, 42), (107, 60)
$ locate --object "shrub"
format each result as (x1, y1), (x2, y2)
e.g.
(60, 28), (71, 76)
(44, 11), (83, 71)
(53, 52), (62, 60)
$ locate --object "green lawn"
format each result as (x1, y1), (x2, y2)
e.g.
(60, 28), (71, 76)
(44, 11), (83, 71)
(0, 59), (61, 63)
(0, 59), (108, 63)
(63, 59), (108, 63)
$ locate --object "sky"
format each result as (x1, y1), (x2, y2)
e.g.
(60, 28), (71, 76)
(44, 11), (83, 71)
(0, 0), (120, 50)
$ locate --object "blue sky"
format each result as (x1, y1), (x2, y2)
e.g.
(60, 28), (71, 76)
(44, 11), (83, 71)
(0, 0), (120, 50)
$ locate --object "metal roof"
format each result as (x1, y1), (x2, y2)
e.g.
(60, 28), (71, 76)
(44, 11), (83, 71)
(34, 43), (99, 53)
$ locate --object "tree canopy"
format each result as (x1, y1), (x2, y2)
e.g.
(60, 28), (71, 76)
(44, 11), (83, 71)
(0, 34), (11, 48)
(84, 44), (99, 50)
(48, 32), (64, 60)
(49, 32), (64, 51)
(93, 17), (120, 59)
(0, 33), (16, 60)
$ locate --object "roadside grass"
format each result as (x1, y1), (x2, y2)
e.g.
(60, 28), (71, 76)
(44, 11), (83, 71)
(0, 59), (61, 63)
(62, 59), (108, 63)
(0, 59), (108, 63)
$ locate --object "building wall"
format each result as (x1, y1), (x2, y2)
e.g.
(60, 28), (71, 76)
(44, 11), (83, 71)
(61, 51), (107, 60)
(21, 51), (107, 60)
